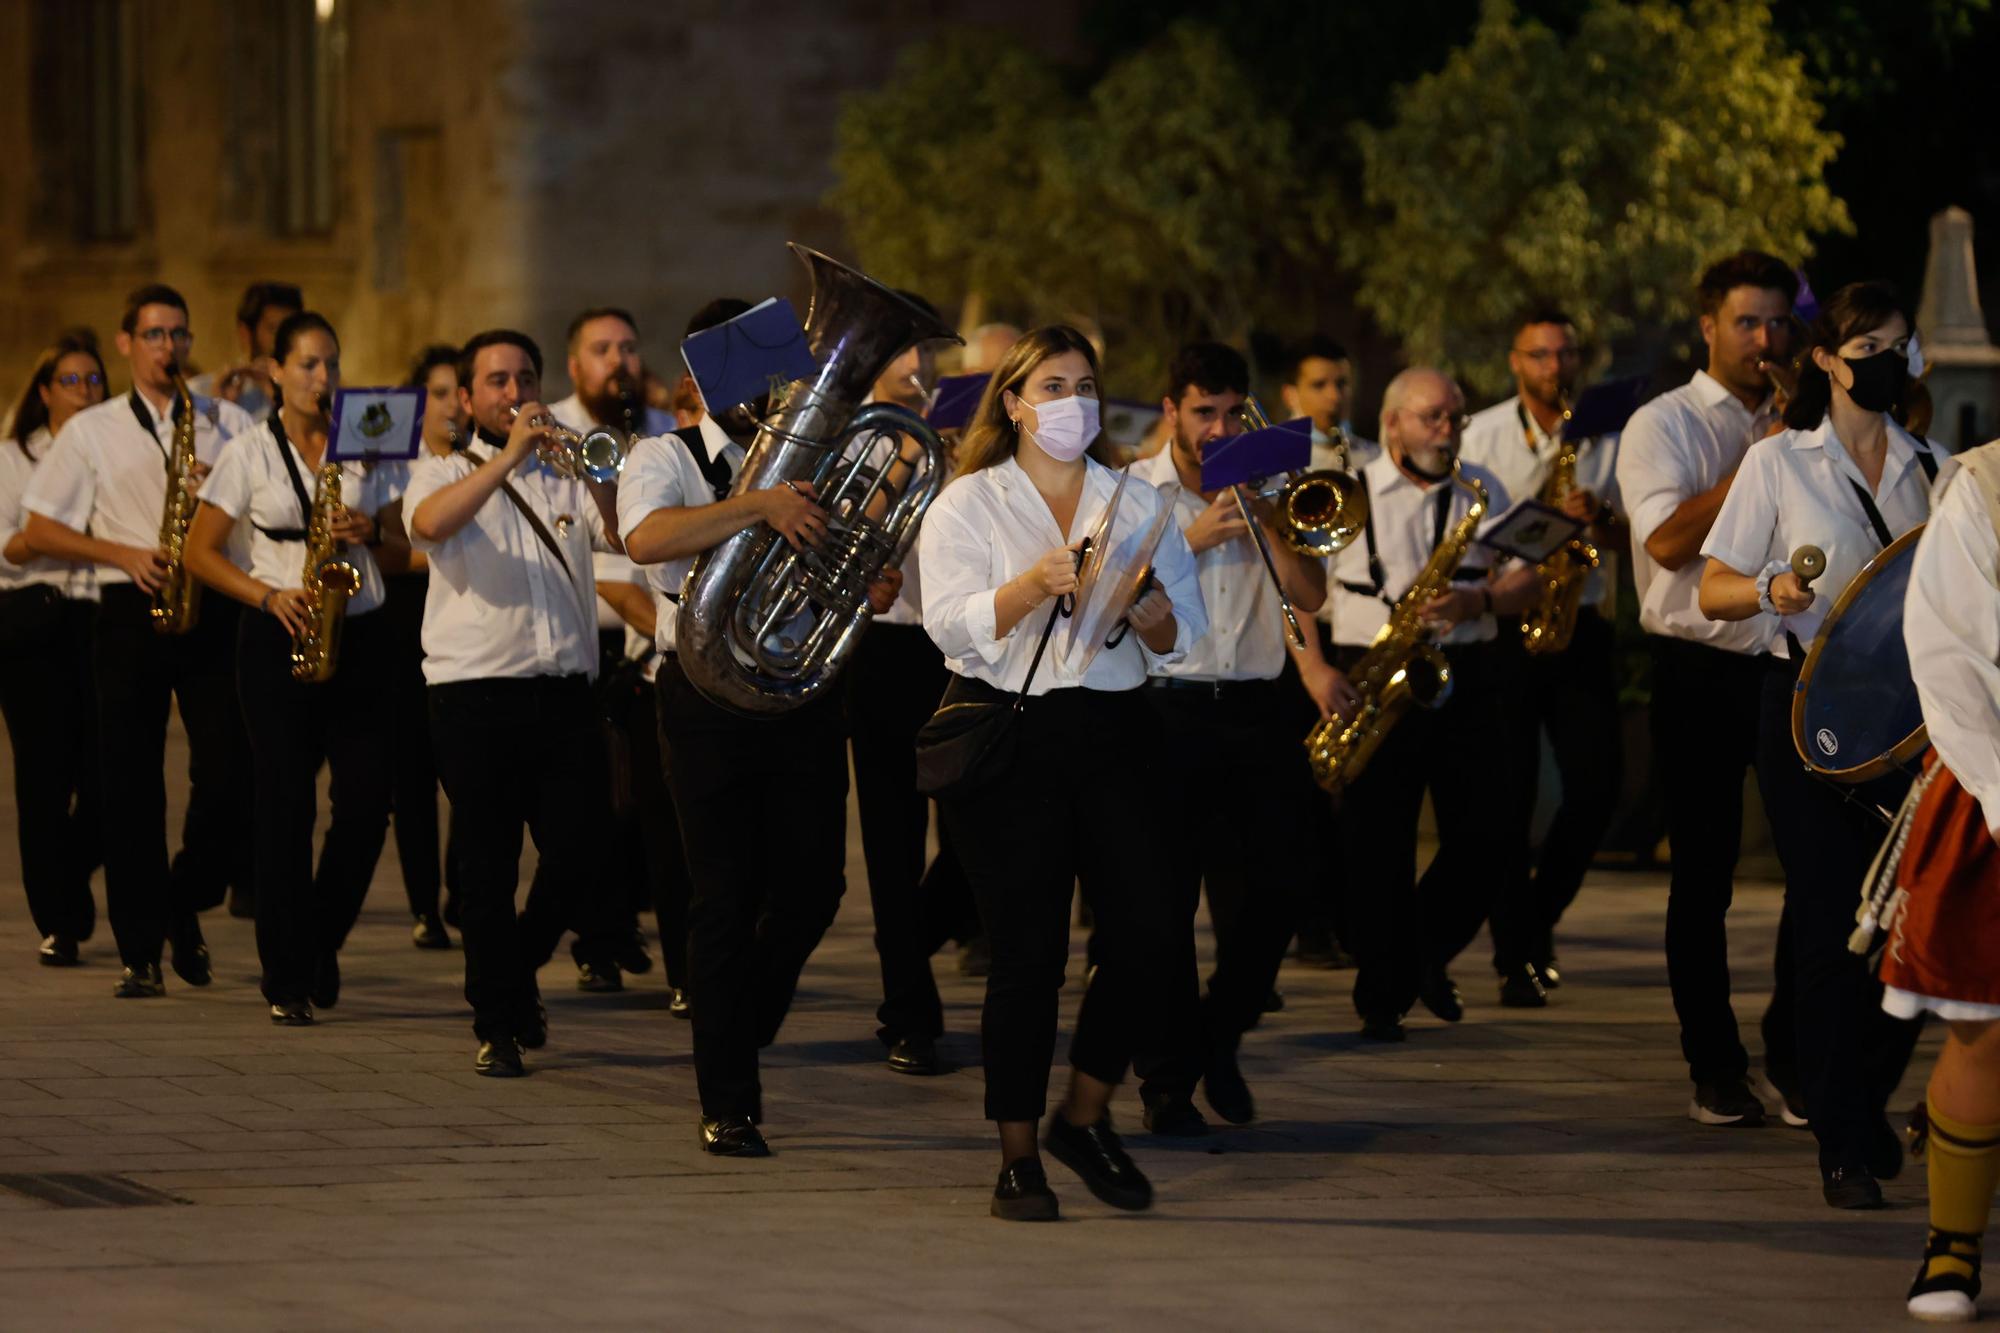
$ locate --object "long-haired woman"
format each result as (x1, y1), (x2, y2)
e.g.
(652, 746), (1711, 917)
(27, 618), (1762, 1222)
(183, 311), (398, 1025)
(0, 331), (107, 964)
(1698, 280), (1936, 1208)
(918, 325), (1207, 1220)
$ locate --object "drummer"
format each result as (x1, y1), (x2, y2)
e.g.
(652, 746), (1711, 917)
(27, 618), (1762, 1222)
(1697, 279), (1939, 1210)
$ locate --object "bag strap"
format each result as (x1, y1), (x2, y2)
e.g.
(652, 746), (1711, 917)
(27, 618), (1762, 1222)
(1010, 596), (1065, 712)
(497, 478), (574, 582)
(1846, 443), (1939, 550)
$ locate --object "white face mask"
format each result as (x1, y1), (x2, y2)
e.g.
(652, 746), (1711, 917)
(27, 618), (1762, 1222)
(1019, 393), (1100, 462)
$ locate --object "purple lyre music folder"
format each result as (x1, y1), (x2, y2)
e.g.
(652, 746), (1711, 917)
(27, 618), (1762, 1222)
(1200, 417), (1311, 491)
(680, 298), (819, 412)
(926, 373), (990, 431)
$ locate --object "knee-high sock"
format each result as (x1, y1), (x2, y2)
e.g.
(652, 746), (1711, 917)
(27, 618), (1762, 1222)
(1924, 1094), (2000, 1280)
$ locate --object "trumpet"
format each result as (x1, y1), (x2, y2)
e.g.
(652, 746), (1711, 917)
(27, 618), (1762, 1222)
(506, 405), (627, 483)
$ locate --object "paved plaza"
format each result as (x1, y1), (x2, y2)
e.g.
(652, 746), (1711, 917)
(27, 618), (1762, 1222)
(0, 732), (1944, 1330)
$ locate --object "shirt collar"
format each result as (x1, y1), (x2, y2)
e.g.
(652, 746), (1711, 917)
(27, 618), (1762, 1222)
(1364, 446), (1450, 499)
(695, 413), (738, 466)
(1691, 368), (1772, 418)
(1797, 413), (1925, 486)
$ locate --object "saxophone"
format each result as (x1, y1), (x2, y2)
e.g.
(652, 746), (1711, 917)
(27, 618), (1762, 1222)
(150, 362), (203, 634)
(1520, 393), (1600, 655)
(290, 460), (361, 683)
(1304, 461), (1488, 794)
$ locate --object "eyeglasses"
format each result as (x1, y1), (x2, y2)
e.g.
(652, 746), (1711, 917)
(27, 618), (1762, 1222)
(136, 327), (194, 346)
(1403, 406), (1469, 432)
(55, 372), (105, 388)
(1511, 347), (1580, 364)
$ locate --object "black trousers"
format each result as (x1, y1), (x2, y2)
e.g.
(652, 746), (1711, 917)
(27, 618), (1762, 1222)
(236, 608), (395, 1005)
(1755, 655), (1921, 1169)
(1295, 622), (1351, 955)
(93, 585), (253, 969)
(0, 590), (100, 941)
(1649, 634), (1796, 1087)
(615, 676), (690, 988)
(428, 673), (618, 1044)
(1489, 608), (1623, 973)
(382, 572), (453, 919)
(1335, 641), (1532, 1019)
(846, 622), (972, 1045)
(939, 686), (1181, 1123)
(656, 656), (848, 1122)
(1135, 677), (1316, 1098)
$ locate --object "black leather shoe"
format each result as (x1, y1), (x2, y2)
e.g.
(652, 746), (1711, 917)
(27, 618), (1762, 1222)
(1537, 956), (1563, 990)
(411, 914), (451, 950)
(1867, 1114), (1906, 1182)
(1140, 1091), (1210, 1137)
(615, 929), (654, 976)
(474, 1039), (525, 1078)
(1499, 964), (1549, 1009)
(113, 964), (165, 998)
(311, 951), (340, 1010)
(1045, 1112), (1151, 1211)
(168, 918), (211, 988)
(517, 993), (549, 1051)
(991, 1157), (1060, 1221)
(38, 935), (80, 967)
(1203, 1044), (1255, 1125)
(1823, 1164), (1884, 1209)
(886, 1036), (939, 1076)
(1419, 967), (1463, 1023)
(700, 1116), (770, 1157)
(956, 934), (991, 978)
(668, 987), (691, 1020)
(575, 960), (623, 993)
(1263, 989), (1285, 1013)
(1359, 1012), (1406, 1042)
(269, 1002), (313, 1027)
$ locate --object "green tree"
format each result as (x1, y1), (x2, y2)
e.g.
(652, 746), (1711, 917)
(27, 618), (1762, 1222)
(1346, 0), (1851, 399)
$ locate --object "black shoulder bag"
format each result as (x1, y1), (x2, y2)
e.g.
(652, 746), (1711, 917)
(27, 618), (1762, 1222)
(914, 595), (1066, 797)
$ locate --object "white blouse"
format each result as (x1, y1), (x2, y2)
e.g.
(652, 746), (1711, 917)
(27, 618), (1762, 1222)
(613, 416), (746, 657)
(1905, 456), (2000, 835)
(919, 454), (1206, 694)
(0, 428), (95, 599)
(1701, 416), (1936, 658)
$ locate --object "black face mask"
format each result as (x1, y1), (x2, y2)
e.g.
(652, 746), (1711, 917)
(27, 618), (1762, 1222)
(1840, 349), (1906, 414)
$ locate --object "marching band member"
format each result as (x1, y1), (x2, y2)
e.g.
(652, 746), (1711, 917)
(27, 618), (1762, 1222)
(1322, 368), (1536, 1041)
(23, 284), (258, 998)
(191, 281), (303, 419)
(404, 329), (626, 1075)
(0, 331), (106, 965)
(618, 297), (858, 1158)
(1458, 308), (1625, 1004)
(919, 325), (1206, 1220)
(1129, 342), (1325, 1135)
(183, 311), (397, 1026)
(1616, 250), (1798, 1130)
(1888, 436), (2000, 1322)
(1699, 280), (1933, 1208)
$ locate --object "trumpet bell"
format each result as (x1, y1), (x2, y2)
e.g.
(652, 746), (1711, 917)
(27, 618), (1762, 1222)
(1278, 468), (1367, 557)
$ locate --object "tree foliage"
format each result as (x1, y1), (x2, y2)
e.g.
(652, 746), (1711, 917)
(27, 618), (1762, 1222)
(1346, 0), (1851, 398)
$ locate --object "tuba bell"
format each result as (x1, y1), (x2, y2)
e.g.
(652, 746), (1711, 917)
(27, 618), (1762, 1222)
(676, 244), (960, 715)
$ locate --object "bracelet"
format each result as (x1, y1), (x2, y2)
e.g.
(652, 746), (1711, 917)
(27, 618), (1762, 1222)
(259, 589), (275, 615)
(1754, 559), (1789, 615)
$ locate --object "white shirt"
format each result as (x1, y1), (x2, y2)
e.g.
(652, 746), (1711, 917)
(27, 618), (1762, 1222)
(1327, 450), (1513, 649)
(920, 454), (1207, 695)
(1129, 446), (1285, 681)
(25, 390), (258, 586)
(846, 413), (933, 627)
(403, 442), (607, 684)
(614, 416), (745, 656)
(1617, 370), (1779, 653)
(0, 428), (95, 599)
(1459, 394), (1621, 608)
(1906, 453), (2000, 834)
(1702, 417), (1935, 658)
(1309, 429), (1380, 624)
(196, 418), (393, 617)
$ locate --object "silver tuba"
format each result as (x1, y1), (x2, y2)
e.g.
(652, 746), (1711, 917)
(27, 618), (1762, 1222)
(677, 244), (960, 715)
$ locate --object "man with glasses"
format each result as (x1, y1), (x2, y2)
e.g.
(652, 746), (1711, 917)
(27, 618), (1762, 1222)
(1459, 309), (1626, 1008)
(23, 284), (258, 997)
(1318, 367), (1540, 1042)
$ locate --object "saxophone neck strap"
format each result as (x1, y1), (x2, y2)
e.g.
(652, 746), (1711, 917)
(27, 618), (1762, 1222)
(1354, 467), (1393, 610)
(126, 389), (175, 466)
(267, 413), (316, 535)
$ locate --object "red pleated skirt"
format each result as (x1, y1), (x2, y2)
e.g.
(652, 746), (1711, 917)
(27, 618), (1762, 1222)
(1882, 754), (2000, 1010)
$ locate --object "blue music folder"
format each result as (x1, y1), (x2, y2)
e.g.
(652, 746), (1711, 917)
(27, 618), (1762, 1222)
(927, 373), (989, 431)
(1565, 375), (1648, 440)
(680, 297), (819, 411)
(1200, 417), (1311, 491)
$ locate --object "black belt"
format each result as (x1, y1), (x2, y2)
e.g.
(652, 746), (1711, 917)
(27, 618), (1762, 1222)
(1147, 675), (1285, 700)
(1339, 568), (1488, 597)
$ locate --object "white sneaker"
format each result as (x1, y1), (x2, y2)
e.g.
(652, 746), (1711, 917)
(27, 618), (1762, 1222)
(1752, 1072), (1809, 1127)
(1907, 1287), (1977, 1322)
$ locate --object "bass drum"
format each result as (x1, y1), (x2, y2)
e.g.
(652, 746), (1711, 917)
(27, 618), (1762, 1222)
(1791, 525), (1929, 782)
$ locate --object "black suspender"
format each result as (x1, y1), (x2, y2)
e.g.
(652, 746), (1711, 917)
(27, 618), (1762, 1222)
(1340, 470), (1469, 607)
(1845, 445), (1938, 549)
(126, 389), (177, 465)
(678, 424), (736, 503)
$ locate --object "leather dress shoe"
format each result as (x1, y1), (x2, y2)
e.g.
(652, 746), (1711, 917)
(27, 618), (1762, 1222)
(886, 1035), (939, 1076)
(1045, 1112), (1152, 1211)
(474, 1039), (525, 1078)
(700, 1116), (770, 1158)
(575, 960), (623, 993)
(991, 1157), (1059, 1222)
(1823, 1164), (1884, 1209)
(1360, 1012), (1406, 1042)
(1203, 1044), (1255, 1125)
(668, 987), (691, 1020)
(113, 964), (165, 998)
(1140, 1091), (1210, 1138)
(311, 951), (341, 1009)
(269, 1001), (313, 1027)
(1537, 956), (1563, 990)
(517, 993), (549, 1051)
(1499, 964), (1550, 1009)
(1419, 967), (1463, 1023)
(411, 914), (451, 950)
(38, 935), (80, 967)
(1868, 1114), (1906, 1182)
(168, 918), (211, 988)
(615, 929), (654, 976)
